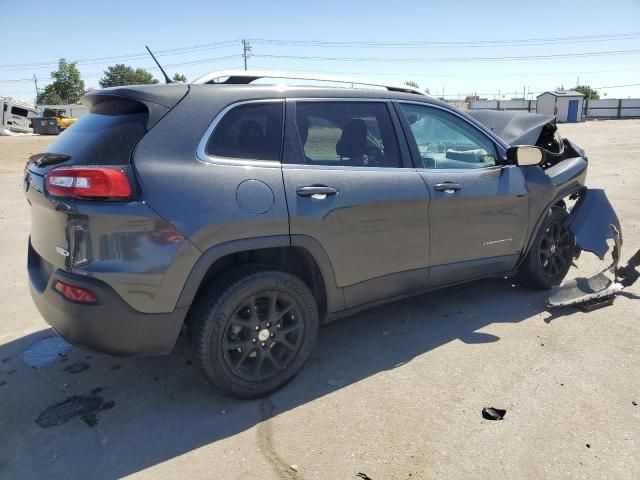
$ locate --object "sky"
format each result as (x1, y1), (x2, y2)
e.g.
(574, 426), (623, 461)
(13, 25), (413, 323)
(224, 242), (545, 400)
(1, 0), (639, 102)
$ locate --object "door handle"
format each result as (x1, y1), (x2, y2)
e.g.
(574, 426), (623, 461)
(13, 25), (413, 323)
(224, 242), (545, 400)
(434, 182), (462, 193)
(296, 186), (339, 197)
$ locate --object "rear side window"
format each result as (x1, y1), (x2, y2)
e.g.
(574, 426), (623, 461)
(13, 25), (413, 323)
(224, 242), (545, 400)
(293, 102), (401, 168)
(44, 98), (148, 165)
(11, 106), (29, 117)
(206, 102), (283, 161)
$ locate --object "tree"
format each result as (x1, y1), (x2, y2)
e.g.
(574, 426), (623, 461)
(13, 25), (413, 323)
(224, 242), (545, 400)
(99, 64), (158, 88)
(172, 73), (188, 82)
(36, 59), (85, 105)
(574, 85), (600, 100)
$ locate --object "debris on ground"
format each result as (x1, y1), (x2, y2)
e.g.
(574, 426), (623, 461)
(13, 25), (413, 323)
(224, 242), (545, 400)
(327, 379), (345, 387)
(63, 363), (90, 374)
(289, 464), (298, 472)
(356, 473), (374, 480)
(482, 407), (507, 421)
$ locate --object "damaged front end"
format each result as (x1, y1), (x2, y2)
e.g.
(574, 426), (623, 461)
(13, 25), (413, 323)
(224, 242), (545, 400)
(548, 189), (639, 310)
(468, 109), (638, 309)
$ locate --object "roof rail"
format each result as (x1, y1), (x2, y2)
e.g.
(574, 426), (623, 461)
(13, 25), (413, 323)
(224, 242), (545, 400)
(191, 70), (426, 95)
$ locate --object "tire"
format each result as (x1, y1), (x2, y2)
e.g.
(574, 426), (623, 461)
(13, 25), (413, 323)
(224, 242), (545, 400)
(190, 265), (319, 399)
(519, 207), (575, 289)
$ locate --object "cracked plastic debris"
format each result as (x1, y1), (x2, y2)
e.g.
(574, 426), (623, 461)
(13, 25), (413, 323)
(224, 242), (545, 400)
(565, 189), (620, 260)
(482, 407), (507, 421)
(548, 189), (639, 309)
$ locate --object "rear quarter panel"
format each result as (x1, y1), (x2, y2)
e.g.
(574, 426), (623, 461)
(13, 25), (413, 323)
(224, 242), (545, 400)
(132, 86), (290, 263)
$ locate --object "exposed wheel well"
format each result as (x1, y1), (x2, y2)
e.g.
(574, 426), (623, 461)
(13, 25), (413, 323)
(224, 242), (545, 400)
(191, 246), (328, 318)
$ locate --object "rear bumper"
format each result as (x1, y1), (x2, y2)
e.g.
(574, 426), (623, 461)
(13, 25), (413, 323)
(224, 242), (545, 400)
(28, 240), (187, 356)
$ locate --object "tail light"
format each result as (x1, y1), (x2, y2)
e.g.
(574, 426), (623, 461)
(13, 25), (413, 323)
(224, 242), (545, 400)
(54, 281), (97, 304)
(45, 167), (132, 200)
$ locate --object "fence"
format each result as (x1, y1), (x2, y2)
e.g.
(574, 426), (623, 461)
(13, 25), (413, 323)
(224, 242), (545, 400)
(468, 99), (536, 113)
(584, 98), (640, 119)
(468, 98), (640, 120)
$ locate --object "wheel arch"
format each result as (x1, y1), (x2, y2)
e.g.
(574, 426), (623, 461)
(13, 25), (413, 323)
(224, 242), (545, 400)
(176, 235), (344, 319)
(516, 185), (584, 269)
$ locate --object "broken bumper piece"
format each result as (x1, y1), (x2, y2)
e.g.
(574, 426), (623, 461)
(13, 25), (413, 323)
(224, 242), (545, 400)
(548, 189), (639, 309)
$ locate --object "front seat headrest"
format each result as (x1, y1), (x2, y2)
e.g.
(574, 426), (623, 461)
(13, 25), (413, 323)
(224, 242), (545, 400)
(336, 118), (367, 159)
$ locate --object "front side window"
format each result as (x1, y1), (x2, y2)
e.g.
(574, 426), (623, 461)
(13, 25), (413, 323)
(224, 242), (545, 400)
(206, 102), (283, 161)
(294, 102), (401, 168)
(400, 103), (497, 169)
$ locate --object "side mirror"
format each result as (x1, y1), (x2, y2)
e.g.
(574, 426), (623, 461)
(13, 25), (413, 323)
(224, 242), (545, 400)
(506, 146), (544, 166)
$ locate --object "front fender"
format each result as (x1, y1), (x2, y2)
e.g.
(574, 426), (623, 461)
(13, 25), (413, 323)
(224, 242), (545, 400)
(519, 156), (588, 263)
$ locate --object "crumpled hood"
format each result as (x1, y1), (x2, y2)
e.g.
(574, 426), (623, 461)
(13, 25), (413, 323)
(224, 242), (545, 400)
(467, 110), (556, 146)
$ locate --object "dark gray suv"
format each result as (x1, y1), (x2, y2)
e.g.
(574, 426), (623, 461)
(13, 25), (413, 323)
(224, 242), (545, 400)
(25, 71), (598, 398)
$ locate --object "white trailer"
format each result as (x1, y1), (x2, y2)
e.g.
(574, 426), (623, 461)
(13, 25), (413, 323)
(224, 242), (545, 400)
(1, 97), (40, 133)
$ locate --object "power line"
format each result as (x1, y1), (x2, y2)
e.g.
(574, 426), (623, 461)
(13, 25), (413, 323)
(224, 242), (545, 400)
(0, 39), (241, 71)
(594, 82), (640, 89)
(251, 32), (640, 48)
(1, 31), (639, 72)
(247, 65), (640, 79)
(252, 48), (640, 63)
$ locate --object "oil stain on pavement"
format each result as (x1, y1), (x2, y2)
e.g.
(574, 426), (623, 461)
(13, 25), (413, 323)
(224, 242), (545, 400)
(35, 393), (115, 428)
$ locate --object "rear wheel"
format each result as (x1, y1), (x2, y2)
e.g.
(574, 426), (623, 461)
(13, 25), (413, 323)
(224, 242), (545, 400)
(190, 266), (319, 399)
(519, 207), (575, 289)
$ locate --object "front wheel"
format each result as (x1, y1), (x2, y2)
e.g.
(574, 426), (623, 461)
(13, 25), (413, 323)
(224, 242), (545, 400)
(519, 207), (575, 289)
(190, 266), (319, 399)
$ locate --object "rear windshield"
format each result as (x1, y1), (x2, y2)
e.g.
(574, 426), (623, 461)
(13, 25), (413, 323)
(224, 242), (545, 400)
(45, 99), (148, 165)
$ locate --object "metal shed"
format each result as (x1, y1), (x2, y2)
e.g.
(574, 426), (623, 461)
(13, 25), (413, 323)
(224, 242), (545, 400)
(536, 90), (585, 123)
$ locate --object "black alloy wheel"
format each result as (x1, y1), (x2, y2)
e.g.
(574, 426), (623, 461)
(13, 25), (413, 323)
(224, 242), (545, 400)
(519, 207), (575, 289)
(539, 220), (574, 278)
(191, 266), (318, 399)
(223, 291), (304, 382)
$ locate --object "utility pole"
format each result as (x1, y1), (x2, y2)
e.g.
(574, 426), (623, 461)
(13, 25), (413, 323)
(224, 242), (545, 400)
(242, 39), (252, 71)
(33, 74), (39, 102)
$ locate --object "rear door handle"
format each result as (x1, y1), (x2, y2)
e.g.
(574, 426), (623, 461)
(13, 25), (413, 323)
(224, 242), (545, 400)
(434, 182), (462, 193)
(296, 186), (339, 197)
